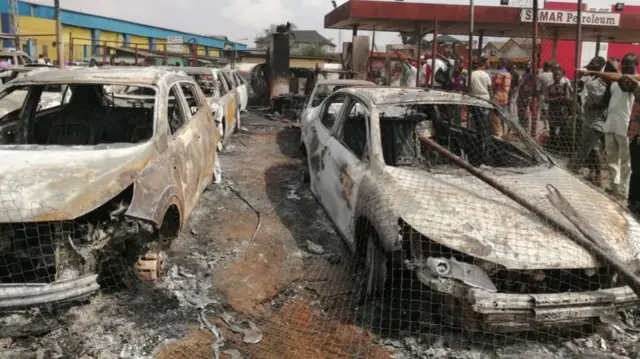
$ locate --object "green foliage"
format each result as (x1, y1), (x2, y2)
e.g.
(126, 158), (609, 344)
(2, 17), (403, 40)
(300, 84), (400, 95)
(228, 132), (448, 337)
(255, 23), (299, 43)
(292, 43), (330, 57)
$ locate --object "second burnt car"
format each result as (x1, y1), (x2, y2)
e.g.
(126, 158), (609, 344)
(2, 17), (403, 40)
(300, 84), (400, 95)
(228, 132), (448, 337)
(174, 67), (241, 148)
(300, 86), (640, 332)
(0, 67), (221, 309)
(117, 67), (241, 150)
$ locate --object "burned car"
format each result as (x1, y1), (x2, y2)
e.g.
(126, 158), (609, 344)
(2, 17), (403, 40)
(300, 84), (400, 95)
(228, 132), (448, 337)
(122, 67), (240, 150)
(170, 67), (240, 149)
(300, 87), (640, 332)
(0, 67), (221, 309)
(300, 79), (375, 123)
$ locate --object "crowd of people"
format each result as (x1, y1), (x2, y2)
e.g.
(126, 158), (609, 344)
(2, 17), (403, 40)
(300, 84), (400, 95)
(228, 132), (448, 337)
(575, 53), (640, 214)
(393, 51), (640, 214)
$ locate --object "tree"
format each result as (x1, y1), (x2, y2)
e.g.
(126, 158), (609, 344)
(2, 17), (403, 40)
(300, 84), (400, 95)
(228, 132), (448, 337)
(398, 32), (428, 47)
(293, 42), (332, 57)
(255, 23), (298, 44)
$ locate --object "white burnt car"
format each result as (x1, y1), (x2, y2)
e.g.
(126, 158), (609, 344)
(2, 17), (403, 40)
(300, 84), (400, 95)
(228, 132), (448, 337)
(300, 79), (375, 123)
(300, 87), (640, 332)
(0, 67), (221, 309)
(179, 67), (241, 148)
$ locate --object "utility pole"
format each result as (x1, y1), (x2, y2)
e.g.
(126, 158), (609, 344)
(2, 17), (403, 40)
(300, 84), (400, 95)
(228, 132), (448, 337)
(55, 0), (63, 68)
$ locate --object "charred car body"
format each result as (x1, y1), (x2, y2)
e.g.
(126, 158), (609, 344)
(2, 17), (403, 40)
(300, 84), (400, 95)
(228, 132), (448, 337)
(140, 67), (241, 149)
(300, 87), (640, 332)
(0, 67), (221, 309)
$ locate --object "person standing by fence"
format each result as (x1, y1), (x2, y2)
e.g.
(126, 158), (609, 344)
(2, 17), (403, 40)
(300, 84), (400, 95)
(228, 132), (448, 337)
(577, 53), (639, 200)
(469, 57), (492, 139)
(518, 62), (534, 132)
(571, 56), (608, 186)
(507, 60), (520, 127)
(491, 58), (512, 137)
(546, 68), (573, 152)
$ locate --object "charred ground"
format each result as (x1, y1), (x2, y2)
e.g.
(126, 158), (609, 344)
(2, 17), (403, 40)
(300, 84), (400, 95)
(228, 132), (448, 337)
(1, 112), (640, 359)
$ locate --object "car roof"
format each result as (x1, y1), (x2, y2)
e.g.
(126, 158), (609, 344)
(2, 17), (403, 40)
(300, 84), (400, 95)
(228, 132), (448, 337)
(149, 66), (213, 75)
(317, 79), (375, 87)
(8, 67), (183, 86)
(0, 50), (29, 56)
(338, 87), (491, 107)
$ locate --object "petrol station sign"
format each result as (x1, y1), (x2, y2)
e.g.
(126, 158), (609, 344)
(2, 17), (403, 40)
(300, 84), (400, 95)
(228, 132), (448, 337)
(520, 9), (620, 26)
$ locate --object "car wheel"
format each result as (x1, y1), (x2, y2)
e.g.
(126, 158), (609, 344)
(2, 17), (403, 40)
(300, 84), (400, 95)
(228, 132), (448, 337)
(365, 230), (388, 297)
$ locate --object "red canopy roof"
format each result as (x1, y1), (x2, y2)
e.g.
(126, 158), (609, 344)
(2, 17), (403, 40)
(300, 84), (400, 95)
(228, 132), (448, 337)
(324, 1), (640, 43)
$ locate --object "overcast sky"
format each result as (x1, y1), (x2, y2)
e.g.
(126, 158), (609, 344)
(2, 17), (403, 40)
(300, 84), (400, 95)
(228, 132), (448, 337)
(28, 0), (632, 49)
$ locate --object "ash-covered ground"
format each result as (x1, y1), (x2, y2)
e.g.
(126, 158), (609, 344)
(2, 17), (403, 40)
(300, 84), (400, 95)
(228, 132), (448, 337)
(1, 112), (639, 359)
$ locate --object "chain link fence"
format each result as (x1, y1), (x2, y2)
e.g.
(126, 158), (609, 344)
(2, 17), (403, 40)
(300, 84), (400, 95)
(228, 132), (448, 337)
(3, 5), (640, 359)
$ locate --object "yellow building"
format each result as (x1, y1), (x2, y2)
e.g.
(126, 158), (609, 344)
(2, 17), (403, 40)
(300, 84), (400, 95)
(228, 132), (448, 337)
(0, 1), (246, 62)
(238, 53), (334, 69)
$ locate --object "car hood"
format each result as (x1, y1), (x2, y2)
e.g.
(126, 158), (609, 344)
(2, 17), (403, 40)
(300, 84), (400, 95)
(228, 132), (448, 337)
(386, 165), (640, 270)
(0, 142), (155, 222)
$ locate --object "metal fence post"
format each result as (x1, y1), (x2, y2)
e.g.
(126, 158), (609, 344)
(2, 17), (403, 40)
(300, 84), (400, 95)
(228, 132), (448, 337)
(572, 0), (583, 153)
(531, 0), (539, 137)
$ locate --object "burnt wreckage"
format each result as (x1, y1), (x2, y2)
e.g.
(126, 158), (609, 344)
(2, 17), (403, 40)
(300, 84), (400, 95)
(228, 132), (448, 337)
(0, 67), (221, 309)
(300, 86), (640, 331)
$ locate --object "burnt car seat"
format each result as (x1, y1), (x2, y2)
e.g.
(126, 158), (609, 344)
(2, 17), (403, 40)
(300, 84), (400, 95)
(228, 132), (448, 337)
(124, 108), (154, 143)
(47, 114), (94, 145)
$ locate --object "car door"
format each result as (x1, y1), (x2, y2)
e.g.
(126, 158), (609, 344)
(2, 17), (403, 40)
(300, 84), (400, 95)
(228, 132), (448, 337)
(317, 96), (370, 243)
(307, 93), (348, 212)
(177, 81), (216, 198)
(233, 72), (248, 111)
(216, 72), (237, 138)
(166, 83), (202, 216)
(301, 83), (320, 122)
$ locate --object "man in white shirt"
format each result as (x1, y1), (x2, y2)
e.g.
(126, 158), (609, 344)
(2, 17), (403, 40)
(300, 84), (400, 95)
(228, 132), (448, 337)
(468, 57), (493, 144)
(579, 53), (638, 198)
(37, 54), (46, 64)
(603, 80), (634, 197)
(399, 58), (418, 88)
(469, 57), (491, 101)
(406, 61), (418, 88)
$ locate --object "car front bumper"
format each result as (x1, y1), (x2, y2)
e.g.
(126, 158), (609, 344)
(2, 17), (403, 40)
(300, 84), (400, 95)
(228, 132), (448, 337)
(415, 270), (640, 332)
(0, 274), (100, 310)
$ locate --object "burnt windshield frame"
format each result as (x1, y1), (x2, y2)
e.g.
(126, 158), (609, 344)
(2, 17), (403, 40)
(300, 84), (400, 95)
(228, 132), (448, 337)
(375, 101), (551, 167)
(8, 83), (158, 146)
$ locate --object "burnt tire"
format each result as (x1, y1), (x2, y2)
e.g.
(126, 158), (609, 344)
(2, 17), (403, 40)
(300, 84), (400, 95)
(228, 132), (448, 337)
(364, 231), (388, 297)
